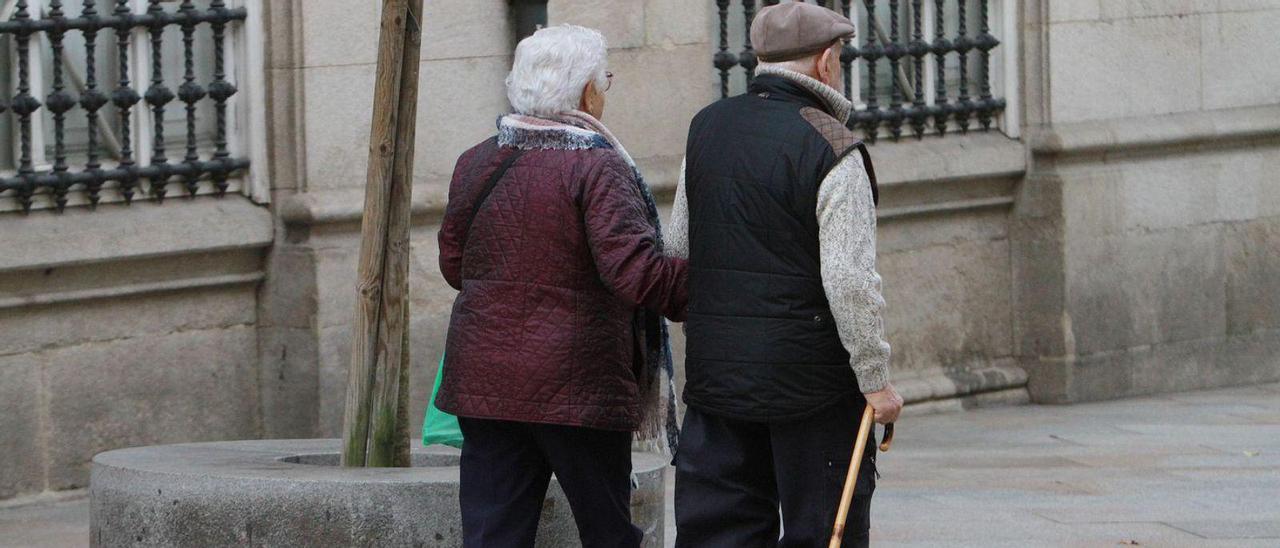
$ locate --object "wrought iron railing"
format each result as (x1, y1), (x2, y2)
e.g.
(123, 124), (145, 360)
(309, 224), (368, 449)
(0, 0), (249, 213)
(714, 0), (1011, 143)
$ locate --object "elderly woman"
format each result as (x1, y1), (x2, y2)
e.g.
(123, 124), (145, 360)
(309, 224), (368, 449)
(434, 25), (686, 547)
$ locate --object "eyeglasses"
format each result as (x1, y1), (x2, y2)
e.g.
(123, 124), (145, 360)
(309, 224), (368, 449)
(604, 71), (614, 92)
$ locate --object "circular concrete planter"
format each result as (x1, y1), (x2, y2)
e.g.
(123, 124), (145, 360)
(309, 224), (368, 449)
(90, 439), (667, 547)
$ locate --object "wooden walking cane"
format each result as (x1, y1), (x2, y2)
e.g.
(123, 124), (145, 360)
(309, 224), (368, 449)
(829, 406), (895, 548)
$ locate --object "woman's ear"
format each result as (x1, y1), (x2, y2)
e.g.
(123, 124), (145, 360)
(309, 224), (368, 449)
(579, 80), (605, 119)
(579, 81), (595, 112)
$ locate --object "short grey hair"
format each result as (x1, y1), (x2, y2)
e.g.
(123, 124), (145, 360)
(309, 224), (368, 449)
(506, 25), (609, 116)
(756, 41), (840, 78)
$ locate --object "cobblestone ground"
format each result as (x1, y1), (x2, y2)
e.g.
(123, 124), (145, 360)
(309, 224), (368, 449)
(3, 383), (1277, 547)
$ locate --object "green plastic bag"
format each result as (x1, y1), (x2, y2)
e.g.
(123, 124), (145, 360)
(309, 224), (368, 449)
(422, 354), (463, 448)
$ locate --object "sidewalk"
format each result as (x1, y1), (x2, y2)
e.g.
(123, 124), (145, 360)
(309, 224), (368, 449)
(4, 383), (1277, 547)
(861, 381), (1279, 546)
(662, 382), (1280, 547)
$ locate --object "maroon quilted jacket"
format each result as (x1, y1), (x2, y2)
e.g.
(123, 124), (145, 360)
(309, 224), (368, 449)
(435, 128), (688, 432)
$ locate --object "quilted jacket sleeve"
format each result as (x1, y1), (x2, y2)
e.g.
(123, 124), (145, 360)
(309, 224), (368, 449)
(581, 154), (690, 322)
(438, 153), (477, 291)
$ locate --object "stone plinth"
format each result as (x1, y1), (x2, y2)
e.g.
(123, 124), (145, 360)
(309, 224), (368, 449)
(90, 440), (667, 547)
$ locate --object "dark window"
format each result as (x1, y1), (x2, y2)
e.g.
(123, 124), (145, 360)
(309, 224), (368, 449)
(510, 0), (548, 42)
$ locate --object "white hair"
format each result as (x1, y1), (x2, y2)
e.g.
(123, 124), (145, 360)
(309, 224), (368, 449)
(506, 25), (609, 117)
(758, 57), (821, 76)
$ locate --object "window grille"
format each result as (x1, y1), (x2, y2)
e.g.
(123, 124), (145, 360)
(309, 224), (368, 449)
(714, 0), (1020, 142)
(0, 0), (255, 213)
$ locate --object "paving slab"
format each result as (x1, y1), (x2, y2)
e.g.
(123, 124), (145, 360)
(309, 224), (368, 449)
(1167, 520), (1280, 540)
(0, 498), (87, 548)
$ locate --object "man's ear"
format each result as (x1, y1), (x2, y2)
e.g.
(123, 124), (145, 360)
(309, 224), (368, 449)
(816, 46), (836, 85)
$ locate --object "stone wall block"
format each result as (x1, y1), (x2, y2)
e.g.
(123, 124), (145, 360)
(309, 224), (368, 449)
(1064, 234), (1142, 352)
(1067, 348), (1139, 403)
(645, 0), (712, 46)
(0, 356), (44, 499)
(1127, 337), (1216, 397)
(263, 0), (299, 70)
(300, 0), (512, 67)
(1059, 167), (1124, 238)
(1049, 0), (1101, 23)
(257, 247), (318, 329)
(1113, 149), (1251, 231)
(416, 56), (514, 189)
(1098, 0), (1205, 20)
(303, 56), (514, 193)
(1066, 224), (1226, 356)
(1146, 225), (1228, 346)
(1215, 329), (1280, 387)
(549, 0), (646, 49)
(1215, 0), (1280, 12)
(1261, 147), (1280, 218)
(879, 238), (1014, 375)
(0, 200), (271, 273)
(421, 0), (514, 61)
(879, 204), (1010, 253)
(1067, 330), (1280, 403)
(316, 324), (352, 437)
(600, 44), (717, 178)
(1009, 170), (1073, 404)
(1210, 149), (1265, 224)
(267, 68), (305, 192)
(44, 327), (260, 490)
(299, 1), (379, 67)
(301, 63), (377, 192)
(1049, 15), (1202, 124)
(258, 326), (321, 438)
(315, 244), (360, 330)
(1225, 219), (1280, 335)
(1201, 10), (1280, 110)
(0, 286), (257, 358)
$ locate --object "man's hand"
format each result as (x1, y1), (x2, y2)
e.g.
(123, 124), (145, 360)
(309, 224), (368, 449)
(865, 383), (903, 424)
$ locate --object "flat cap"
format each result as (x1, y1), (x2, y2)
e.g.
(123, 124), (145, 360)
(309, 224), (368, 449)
(751, 2), (856, 63)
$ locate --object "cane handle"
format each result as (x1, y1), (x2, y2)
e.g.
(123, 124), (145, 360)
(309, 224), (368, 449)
(880, 422), (895, 452)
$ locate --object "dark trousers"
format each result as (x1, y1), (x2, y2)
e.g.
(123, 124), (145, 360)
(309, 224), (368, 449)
(457, 417), (642, 548)
(674, 395), (876, 548)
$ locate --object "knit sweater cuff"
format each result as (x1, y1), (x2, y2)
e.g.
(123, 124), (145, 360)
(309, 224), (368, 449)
(855, 364), (889, 394)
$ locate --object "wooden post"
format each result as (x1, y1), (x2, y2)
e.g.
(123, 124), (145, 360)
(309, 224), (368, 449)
(341, 0), (424, 468)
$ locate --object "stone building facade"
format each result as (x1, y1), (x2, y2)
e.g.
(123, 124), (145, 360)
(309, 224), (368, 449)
(1, 0), (1277, 502)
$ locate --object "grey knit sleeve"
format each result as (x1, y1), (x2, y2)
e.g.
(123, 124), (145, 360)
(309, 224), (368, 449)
(816, 153), (891, 393)
(667, 157), (690, 260)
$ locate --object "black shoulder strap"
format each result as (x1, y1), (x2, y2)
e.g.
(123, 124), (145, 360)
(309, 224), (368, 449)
(831, 141), (879, 207)
(854, 142), (879, 207)
(461, 148), (526, 250)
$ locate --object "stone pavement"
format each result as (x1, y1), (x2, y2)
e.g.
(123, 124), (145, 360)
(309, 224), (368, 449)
(662, 382), (1280, 547)
(3, 383), (1277, 547)
(0, 493), (86, 548)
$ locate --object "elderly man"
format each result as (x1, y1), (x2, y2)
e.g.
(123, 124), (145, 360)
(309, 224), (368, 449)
(436, 25), (686, 547)
(668, 3), (903, 546)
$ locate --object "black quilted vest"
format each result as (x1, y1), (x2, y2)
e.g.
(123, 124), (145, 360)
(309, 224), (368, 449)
(683, 74), (878, 422)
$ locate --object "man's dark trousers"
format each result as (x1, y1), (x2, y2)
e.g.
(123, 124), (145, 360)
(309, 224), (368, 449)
(457, 417), (642, 548)
(674, 395), (877, 547)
